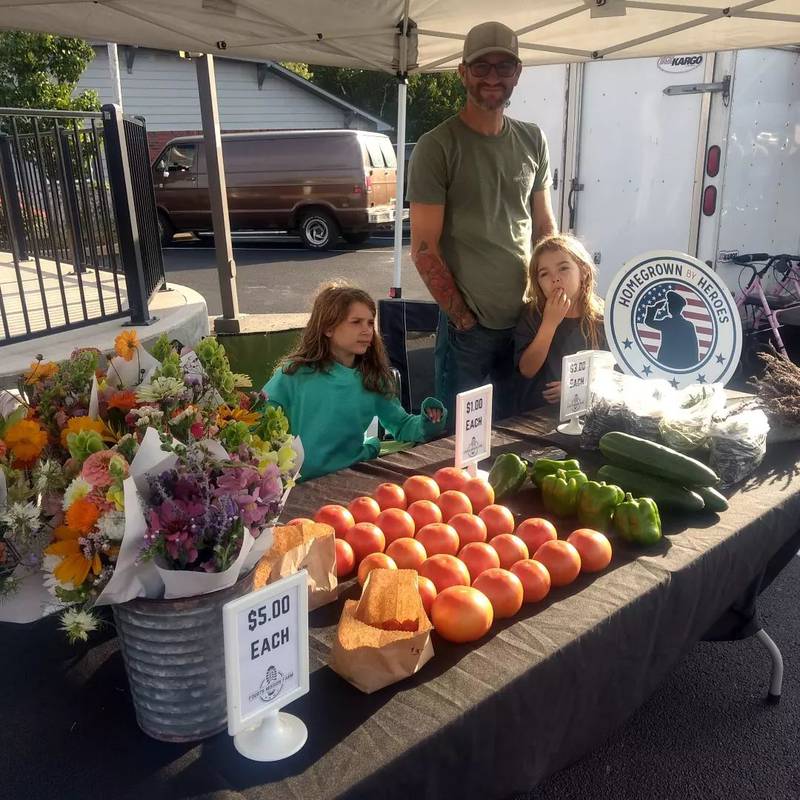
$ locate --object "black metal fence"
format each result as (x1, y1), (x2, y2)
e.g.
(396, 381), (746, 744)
(0, 105), (165, 344)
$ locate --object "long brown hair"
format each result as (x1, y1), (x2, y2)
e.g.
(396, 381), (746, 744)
(279, 282), (394, 395)
(524, 234), (605, 349)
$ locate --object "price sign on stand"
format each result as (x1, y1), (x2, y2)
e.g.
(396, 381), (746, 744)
(455, 384), (493, 476)
(559, 351), (616, 435)
(223, 570), (309, 762)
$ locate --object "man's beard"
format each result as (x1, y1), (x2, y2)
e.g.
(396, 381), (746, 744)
(467, 82), (511, 111)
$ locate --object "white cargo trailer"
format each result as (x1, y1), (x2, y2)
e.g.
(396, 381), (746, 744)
(508, 47), (800, 297)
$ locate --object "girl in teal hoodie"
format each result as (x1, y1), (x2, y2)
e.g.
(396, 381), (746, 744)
(264, 283), (447, 481)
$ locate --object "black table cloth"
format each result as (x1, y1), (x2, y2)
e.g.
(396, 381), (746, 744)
(3, 410), (799, 800)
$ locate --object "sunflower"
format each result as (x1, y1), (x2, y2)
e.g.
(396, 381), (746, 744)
(23, 360), (59, 385)
(216, 404), (260, 428)
(114, 330), (140, 361)
(4, 419), (48, 464)
(45, 525), (101, 587)
(65, 497), (101, 534)
(59, 416), (114, 449)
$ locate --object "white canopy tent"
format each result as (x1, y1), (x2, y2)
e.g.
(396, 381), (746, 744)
(2, 1), (798, 325)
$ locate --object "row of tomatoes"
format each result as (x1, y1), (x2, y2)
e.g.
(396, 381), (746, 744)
(287, 467), (613, 643)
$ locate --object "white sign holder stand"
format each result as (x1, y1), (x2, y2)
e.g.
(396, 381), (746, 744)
(223, 570), (310, 761)
(454, 384), (493, 477)
(558, 351), (616, 436)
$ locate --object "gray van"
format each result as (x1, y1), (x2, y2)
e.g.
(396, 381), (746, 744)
(153, 129), (399, 249)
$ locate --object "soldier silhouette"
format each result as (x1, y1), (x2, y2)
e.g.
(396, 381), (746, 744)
(643, 290), (699, 368)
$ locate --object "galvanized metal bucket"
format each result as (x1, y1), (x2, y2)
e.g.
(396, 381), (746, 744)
(112, 569), (254, 742)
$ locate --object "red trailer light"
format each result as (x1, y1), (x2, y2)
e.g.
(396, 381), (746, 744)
(706, 145), (721, 177)
(702, 185), (717, 216)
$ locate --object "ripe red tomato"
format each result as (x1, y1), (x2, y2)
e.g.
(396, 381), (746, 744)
(463, 477), (495, 512)
(344, 522), (386, 563)
(407, 499), (443, 531)
(417, 575), (437, 618)
(334, 538), (356, 578)
(416, 522), (460, 557)
(479, 504), (516, 538)
(433, 467), (470, 493)
(357, 552), (397, 586)
(373, 483), (407, 510)
(489, 533), (529, 570)
(419, 554), (471, 594)
(515, 517), (557, 554)
(403, 475), (440, 504)
(472, 568), (524, 619)
(314, 505), (355, 538)
(510, 559), (551, 603)
(436, 490), (473, 521)
(567, 528), (613, 573)
(375, 508), (416, 544)
(286, 517), (314, 527)
(431, 586), (494, 643)
(386, 537), (427, 570)
(348, 496), (381, 524)
(449, 513), (488, 545)
(533, 540), (582, 587)
(458, 541), (500, 582)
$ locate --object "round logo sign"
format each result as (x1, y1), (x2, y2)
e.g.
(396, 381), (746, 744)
(604, 251), (741, 389)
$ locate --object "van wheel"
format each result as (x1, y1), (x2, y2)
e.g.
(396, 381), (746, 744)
(343, 231), (371, 245)
(299, 211), (338, 250)
(158, 211), (174, 246)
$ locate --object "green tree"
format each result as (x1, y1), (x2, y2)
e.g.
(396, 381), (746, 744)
(280, 62), (313, 81)
(0, 32), (99, 111)
(309, 66), (464, 141)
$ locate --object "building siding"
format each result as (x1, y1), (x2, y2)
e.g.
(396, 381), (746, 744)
(78, 46), (380, 134)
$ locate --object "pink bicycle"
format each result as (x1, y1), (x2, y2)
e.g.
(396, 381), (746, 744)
(731, 253), (800, 367)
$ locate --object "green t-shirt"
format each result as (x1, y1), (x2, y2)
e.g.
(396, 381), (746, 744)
(264, 361), (446, 481)
(407, 114), (552, 329)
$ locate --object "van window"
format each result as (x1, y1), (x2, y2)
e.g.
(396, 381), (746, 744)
(216, 136), (357, 172)
(364, 138), (386, 169)
(378, 139), (397, 169)
(162, 143), (195, 173)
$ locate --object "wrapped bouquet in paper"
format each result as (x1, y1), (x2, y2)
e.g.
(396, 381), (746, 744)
(329, 569), (434, 694)
(254, 521), (337, 610)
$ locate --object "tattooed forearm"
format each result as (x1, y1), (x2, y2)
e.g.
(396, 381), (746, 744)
(412, 240), (476, 329)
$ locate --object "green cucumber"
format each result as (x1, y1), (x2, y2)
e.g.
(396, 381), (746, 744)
(694, 485), (729, 513)
(596, 465), (705, 513)
(599, 431), (719, 488)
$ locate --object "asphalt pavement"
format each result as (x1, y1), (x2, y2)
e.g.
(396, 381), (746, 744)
(162, 233), (432, 317)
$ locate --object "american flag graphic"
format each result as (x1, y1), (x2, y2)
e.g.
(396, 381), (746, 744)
(635, 282), (712, 359)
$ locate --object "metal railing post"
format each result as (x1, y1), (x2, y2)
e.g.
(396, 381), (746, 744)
(0, 132), (29, 263)
(101, 103), (152, 324)
(56, 126), (86, 275)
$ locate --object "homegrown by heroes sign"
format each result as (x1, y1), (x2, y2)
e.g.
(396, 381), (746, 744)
(604, 251), (742, 389)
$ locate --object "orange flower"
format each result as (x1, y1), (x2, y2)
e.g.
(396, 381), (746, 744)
(114, 330), (140, 361)
(23, 360), (59, 385)
(4, 419), (48, 464)
(65, 497), (101, 534)
(216, 405), (260, 427)
(45, 525), (101, 587)
(107, 389), (138, 413)
(60, 416), (113, 448)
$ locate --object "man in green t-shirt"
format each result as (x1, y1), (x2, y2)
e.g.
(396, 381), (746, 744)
(407, 20), (557, 423)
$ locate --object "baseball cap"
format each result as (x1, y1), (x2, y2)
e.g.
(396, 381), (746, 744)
(462, 21), (519, 64)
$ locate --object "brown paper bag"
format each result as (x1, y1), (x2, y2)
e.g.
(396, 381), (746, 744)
(328, 569), (434, 693)
(254, 522), (338, 610)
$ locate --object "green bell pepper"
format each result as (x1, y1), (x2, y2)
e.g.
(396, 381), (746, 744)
(540, 468), (588, 517)
(488, 453), (528, 500)
(577, 481), (625, 531)
(612, 493), (662, 546)
(532, 458), (582, 488)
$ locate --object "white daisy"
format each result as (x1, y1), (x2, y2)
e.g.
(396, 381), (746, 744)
(63, 477), (92, 510)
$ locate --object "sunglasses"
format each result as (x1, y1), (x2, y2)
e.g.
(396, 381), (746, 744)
(467, 60), (519, 78)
